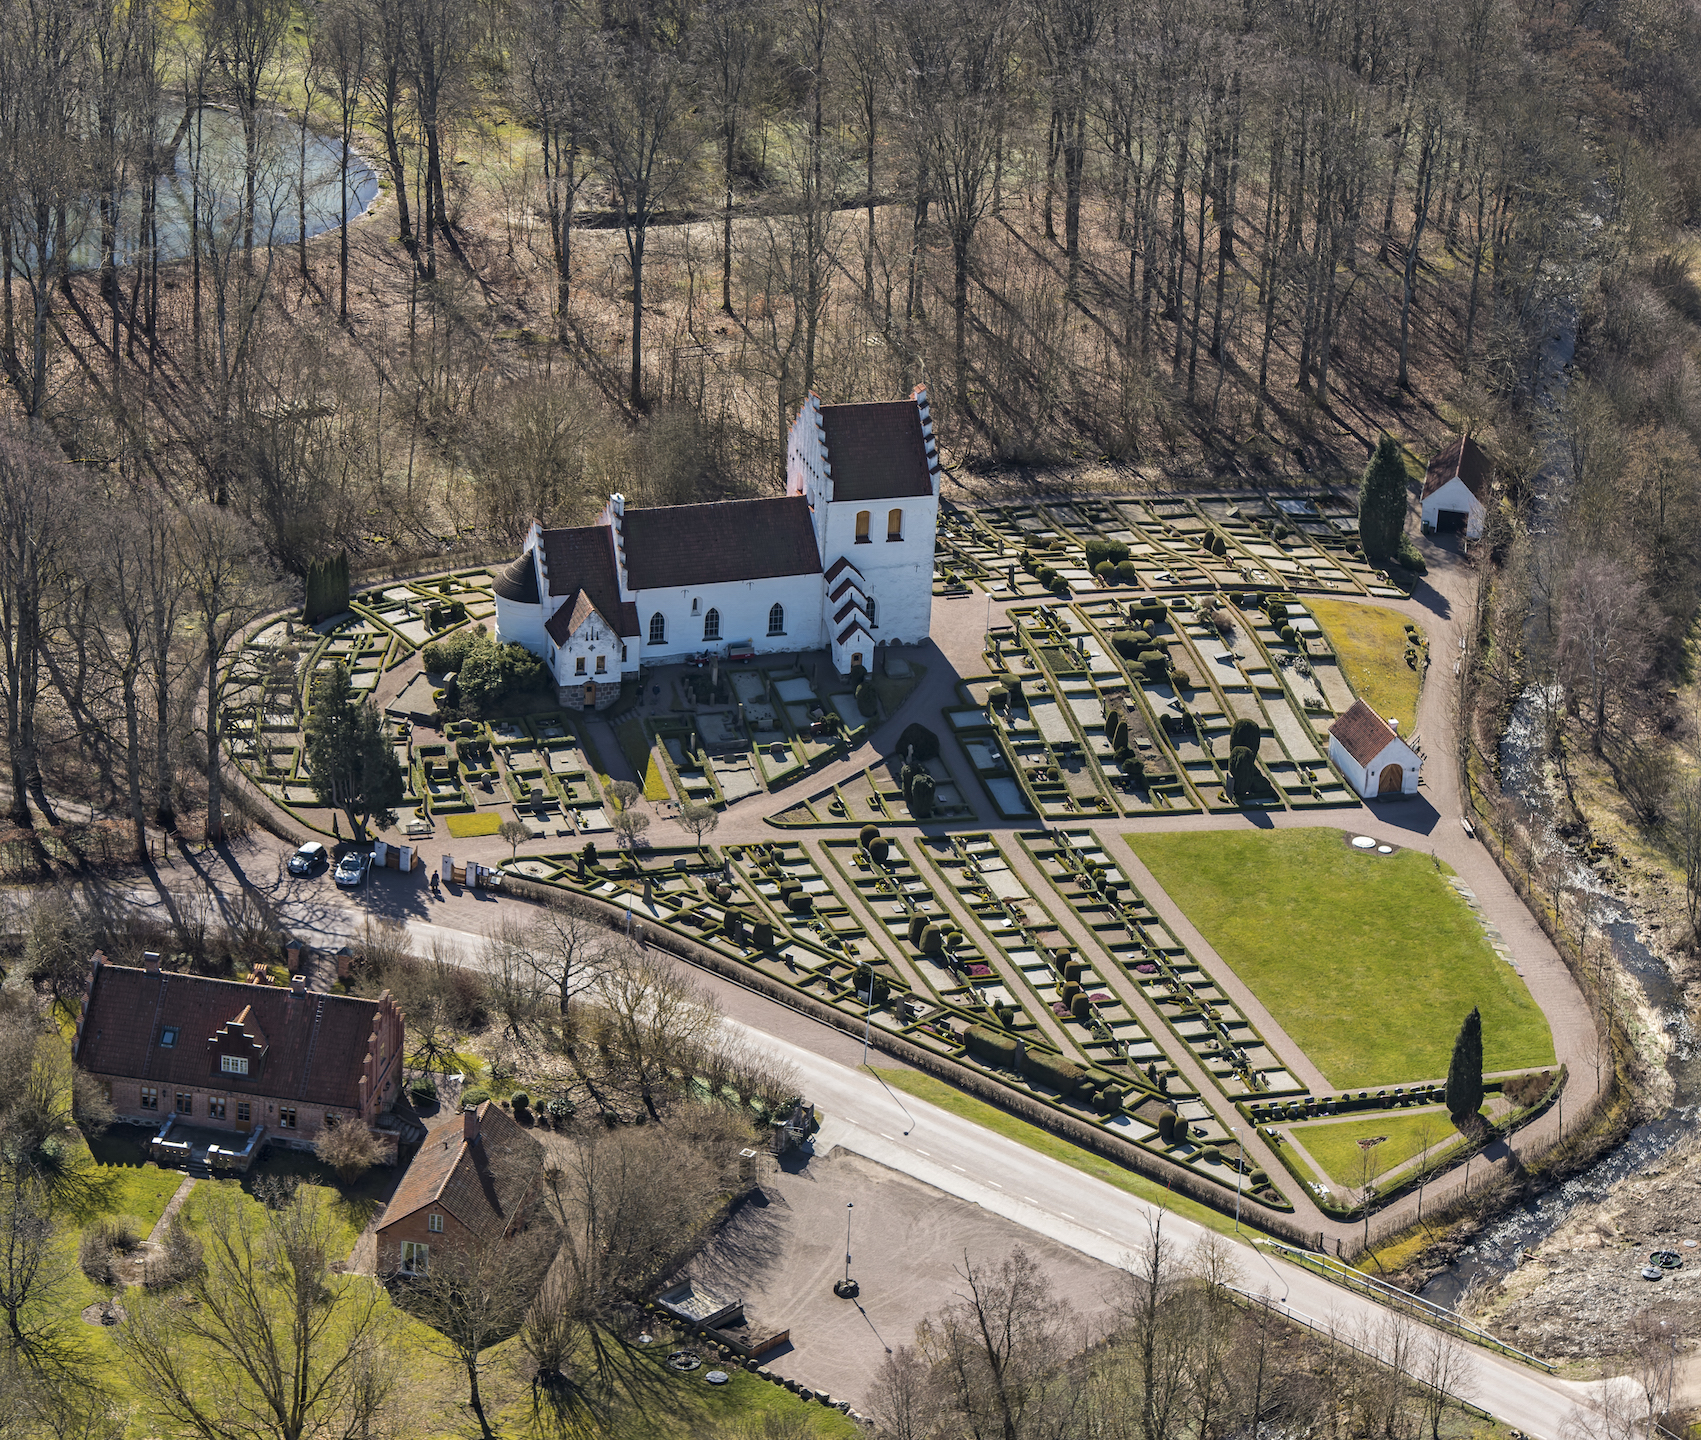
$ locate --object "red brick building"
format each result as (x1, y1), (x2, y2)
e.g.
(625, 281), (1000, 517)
(376, 1100), (544, 1276)
(72, 952), (406, 1145)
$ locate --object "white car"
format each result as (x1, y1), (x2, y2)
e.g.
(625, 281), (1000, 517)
(334, 851), (371, 888)
(287, 841), (328, 877)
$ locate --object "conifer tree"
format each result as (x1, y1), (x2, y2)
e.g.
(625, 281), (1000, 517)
(1358, 434), (1410, 563)
(1445, 1005), (1484, 1125)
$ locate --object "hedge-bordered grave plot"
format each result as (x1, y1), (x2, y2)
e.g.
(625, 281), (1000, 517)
(725, 840), (870, 962)
(1018, 829), (1307, 1108)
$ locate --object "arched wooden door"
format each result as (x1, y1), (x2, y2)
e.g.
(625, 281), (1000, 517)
(1378, 763), (1403, 795)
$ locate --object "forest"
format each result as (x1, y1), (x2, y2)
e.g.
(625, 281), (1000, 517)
(2, 0), (1701, 859)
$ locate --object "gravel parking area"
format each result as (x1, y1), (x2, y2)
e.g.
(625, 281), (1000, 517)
(681, 1144), (1122, 1410)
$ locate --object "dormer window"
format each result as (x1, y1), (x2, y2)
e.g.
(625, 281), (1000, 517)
(221, 1055), (250, 1076)
(159, 1027), (178, 1048)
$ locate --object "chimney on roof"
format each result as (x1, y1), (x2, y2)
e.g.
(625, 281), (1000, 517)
(290, 974), (307, 995)
(463, 1105), (481, 1145)
(1389, 718), (1400, 733)
(143, 952), (161, 973)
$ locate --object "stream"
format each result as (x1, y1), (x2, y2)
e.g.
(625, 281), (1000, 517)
(1417, 276), (1701, 1309)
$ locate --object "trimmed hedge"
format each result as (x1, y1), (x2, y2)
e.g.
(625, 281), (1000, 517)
(1022, 1048), (1086, 1097)
(964, 1025), (1020, 1067)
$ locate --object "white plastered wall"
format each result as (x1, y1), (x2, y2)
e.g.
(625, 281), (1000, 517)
(632, 573), (827, 664)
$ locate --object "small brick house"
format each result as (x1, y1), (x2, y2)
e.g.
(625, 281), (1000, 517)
(72, 952), (406, 1146)
(376, 1100), (545, 1277)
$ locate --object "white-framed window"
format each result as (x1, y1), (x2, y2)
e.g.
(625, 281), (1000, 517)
(703, 608), (720, 641)
(575, 656), (586, 675)
(768, 603), (784, 635)
(649, 613), (665, 644)
(887, 508), (903, 541)
(400, 1241), (429, 1275)
(428, 1213), (443, 1234)
(209, 1096), (226, 1120)
(221, 1055), (249, 1076)
(595, 655), (606, 673)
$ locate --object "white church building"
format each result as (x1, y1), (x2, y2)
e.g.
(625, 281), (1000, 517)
(493, 389), (942, 709)
(1328, 699), (1422, 799)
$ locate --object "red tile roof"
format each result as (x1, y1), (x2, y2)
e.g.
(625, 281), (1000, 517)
(1422, 436), (1493, 502)
(544, 589), (603, 646)
(381, 1101), (543, 1241)
(623, 497), (822, 589)
(819, 401), (935, 502)
(537, 525), (638, 636)
(76, 965), (387, 1110)
(1329, 699), (1401, 766)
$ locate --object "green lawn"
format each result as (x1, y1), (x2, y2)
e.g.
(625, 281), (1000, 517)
(868, 1067), (1258, 1240)
(445, 810), (502, 838)
(1309, 599), (1423, 731)
(1289, 1109), (1471, 1188)
(1128, 829), (1554, 1088)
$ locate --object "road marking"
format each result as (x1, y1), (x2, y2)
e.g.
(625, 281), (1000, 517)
(916, 1149), (930, 1156)
(1024, 1196), (1038, 1204)
(1061, 1212), (1076, 1220)
(952, 1164), (967, 1172)
(986, 1181), (1002, 1188)
(881, 1133), (894, 1139)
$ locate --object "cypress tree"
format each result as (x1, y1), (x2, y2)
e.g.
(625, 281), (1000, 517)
(1229, 717), (1261, 754)
(1358, 433), (1410, 563)
(1445, 1006), (1484, 1125)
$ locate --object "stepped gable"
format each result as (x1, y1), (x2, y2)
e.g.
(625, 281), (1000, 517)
(819, 400), (934, 502)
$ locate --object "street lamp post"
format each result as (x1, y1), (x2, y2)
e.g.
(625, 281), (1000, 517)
(831, 1202), (857, 1298)
(861, 970), (874, 1066)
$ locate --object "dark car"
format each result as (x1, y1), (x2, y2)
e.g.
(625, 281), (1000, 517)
(287, 841), (328, 876)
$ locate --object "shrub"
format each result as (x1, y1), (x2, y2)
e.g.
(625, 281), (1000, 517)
(895, 722), (941, 762)
(421, 627), (480, 675)
(510, 1090), (530, 1111)
(849, 662), (868, 688)
(1229, 718), (1261, 754)
(1396, 534), (1429, 574)
(964, 1025), (1019, 1067)
(788, 890), (813, 914)
(1157, 1109), (1179, 1143)
(1050, 575), (1071, 595)
(1114, 559), (1140, 583)
(1062, 958), (1085, 983)
(1060, 981), (1082, 1007)
(1070, 992), (1091, 1022)
(1094, 560), (1115, 579)
(1229, 746), (1260, 797)
(723, 910), (745, 941)
(920, 926), (944, 956)
(1137, 649), (1167, 675)
(1121, 755), (1146, 784)
(1100, 1085), (1126, 1112)
(1280, 624), (1298, 645)
(1005, 676), (1023, 702)
(1109, 715), (1129, 751)
(910, 772), (936, 819)
(409, 1075), (437, 1103)
(1021, 1049), (1086, 1096)
(1250, 1168), (1269, 1188)
(1174, 671), (1193, 689)
(1201, 1145), (1222, 1164)
(461, 1087), (490, 1108)
(859, 824), (880, 849)
(1037, 565), (1058, 587)
(1111, 631), (1144, 659)
(315, 1121), (386, 1182)
(869, 837), (890, 863)
(987, 683), (1008, 708)
(908, 913), (930, 945)
(1084, 538), (1132, 570)
(855, 682), (879, 718)
(751, 919), (774, 950)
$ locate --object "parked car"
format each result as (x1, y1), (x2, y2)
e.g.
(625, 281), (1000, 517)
(287, 841), (328, 876)
(334, 851), (371, 888)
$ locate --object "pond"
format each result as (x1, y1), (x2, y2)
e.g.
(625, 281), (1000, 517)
(20, 108), (378, 272)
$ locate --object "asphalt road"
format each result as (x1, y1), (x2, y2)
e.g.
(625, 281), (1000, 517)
(254, 891), (1615, 1439)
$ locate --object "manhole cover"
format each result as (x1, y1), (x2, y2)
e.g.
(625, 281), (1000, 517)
(1351, 836), (1376, 849)
(1650, 1250), (1683, 1270)
(668, 1350), (702, 1372)
(1640, 1266), (1665, 1281)
(705, 1371), (729, 1385)
(1376, 845), (1394, 854)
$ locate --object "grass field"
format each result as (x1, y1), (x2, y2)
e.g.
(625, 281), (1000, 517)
(445, 810), (502, 838)
(1289, 1109), (1470, 1188)
(1128, 829), (1554, 1088)
(869, 1067), (1256, 1240)
(1309, 599), (1423, 730)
